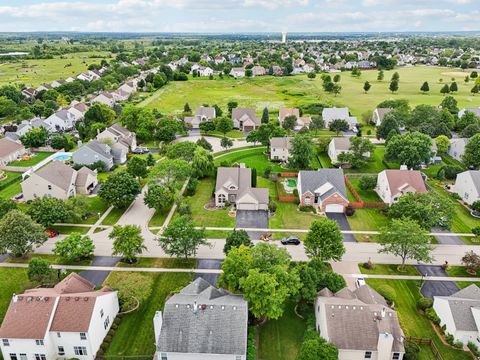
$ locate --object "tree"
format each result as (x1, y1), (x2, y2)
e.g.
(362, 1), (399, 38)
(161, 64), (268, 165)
(282, 115), (297, 131)
(363, 81), (371, 94)
(20, 128), (48, 148)
(27, 197), (72, 228)
(166, 141), (197, 162)
(184, 102), (192, 113)
(224, 229), (252, 254)
(329, 119), (349, 135)
(309, 116), (324, 133)
(351, 67), (361, 77)
(388, 192), (453, 230)
(227, 101), (238, 115)
(28, 258), (55, 283)
(471, 84), (479, 96)
(332, 83), (342, 96)
(289, 134), (314, 169)
(307, 72), (316, 79)
(149, 159), (191, 190)
(144, 185), (174, 212)
(440, 95), (459, 114)
(261, 107), (269, 124)
(391, 72), (400, 81)
(450, 82), (458, 93)
(84, 102), (115, 126)
(420, 81), (430, 94)
(0, 210), (47, 257)
(53, 233), (94, 262)
(254, 123), (286, 151)
(0, 198), (17, 218)
(376, 112), (400, 140)
(127, 156), (148, 178)
(159, 215), (207, 258)
(377, 70), (384, 81)
(199, 120), (216, 133)
(196, 137), (213, 151)
(462, 251), (480, 275)
(213, 104), (223, 117)
(462, 123), (480, 138)
(333, 74), (341, 83)
(98, 171), (141, 208)
(192, 146), (214, 178)
(304, 218), (345, 261)
(456, 110), (480, 132)
(440, 84), (450, 95)
(110, 225), (146, 263)
(359, 176), (377, 190)
(472, 71), (479, 79)
(338, 137), (375, 168)
(297, 334), (338, 360)
(156, 117), (181, 143)
(389, 80), (399, 93)
(463, 133), (480, 169)
(221, 137), (233, 150)
(216, 117), (233, 135)
(435, 135), (450, 154)
(379, 218), (433, 270)
(385, 132), (433, 169)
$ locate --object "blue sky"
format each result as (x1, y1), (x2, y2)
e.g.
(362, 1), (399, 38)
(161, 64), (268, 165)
(0, 0), (478, 33)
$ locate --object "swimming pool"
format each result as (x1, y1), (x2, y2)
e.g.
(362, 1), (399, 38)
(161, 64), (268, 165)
(54, 154), (72, 160)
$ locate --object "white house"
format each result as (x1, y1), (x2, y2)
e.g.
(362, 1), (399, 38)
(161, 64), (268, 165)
(192, 66), (214, 77)
(448, 138), (467, 162)
(44, 109), (76, 132)
(184, 106), (216, 129)
(230, 67), (246, 78)
(433, 285), (480, 347)
(458, 108), (480, 118)
(154, 278), (248, 360)
(0, 273), (119, 360)
(375, 170), (427, 205)
(270, 137), (292, 162)
(0, 138), (26, 166)
(453, 170), (480, 205)
(91, 91), (115, 107)
(372, 108), (393, 126)
(315, 285), (405, 360)
(66, 102), (89, 123)
(322, 107), (358, 131)
(327, 137), (371, 163)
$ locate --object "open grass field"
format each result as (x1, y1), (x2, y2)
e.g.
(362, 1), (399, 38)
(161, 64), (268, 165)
(105, 271), (193, 356)
(139, 67), (480, 121)
(8, 151), (53, 167)
(0, 51), (112, 87)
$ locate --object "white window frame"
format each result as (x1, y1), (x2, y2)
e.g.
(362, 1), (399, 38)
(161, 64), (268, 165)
(74, 346), (88, 356)
(58, 346), (65, 356)
(2, 339), (9, 346)
(80, 332), (86, 340)
(35, 339), (44, 346)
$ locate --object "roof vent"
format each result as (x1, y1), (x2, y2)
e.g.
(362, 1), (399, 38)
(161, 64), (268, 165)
(27, 297), (33, 302)
(75, 297), (80, 301)
(66, 297), (70, 301)
(84, 297), (89, 301)
(44, 297), (49, 302)
(221, 305), (225, 310)
(233, 306), (237, 310)
(36, 297), (41, 301)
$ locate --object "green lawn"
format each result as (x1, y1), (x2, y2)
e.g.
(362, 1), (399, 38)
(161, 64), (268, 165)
(365, 279), (471, 360)
(344, 146), (397, 174)
(202, 130), (245, 139)
(270, 202), (318, 229)
(446, 266), (480, 289)
(257, 176), (278, 198)
(318, 152), (333, 168)
(347, 177), (383, 202)
(101, 207), (126, 226)
(0, 171), (23, 200)
(78, 196), (110, 224)
(214, 147), (288, 174)
(138, 67), (477, 122)
(0, 268), (32, 322)
(117, 257), (195, 269)
(258, 300), (311, 360)
(7, 253), (92, 266)
(51, 225), (90, 235)
(105, 271), (193, 356)
(187, 177), (235, 227)
(347, 208), (389, 241)
(8, 152), (54, 167)
(360, 263), (420, 276)
(148, 208), (170, 227)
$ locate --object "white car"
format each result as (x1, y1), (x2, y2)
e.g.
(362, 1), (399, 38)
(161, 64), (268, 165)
(355, 277), (366, 288)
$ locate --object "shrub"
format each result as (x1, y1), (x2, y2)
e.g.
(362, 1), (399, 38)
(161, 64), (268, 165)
(263, 166), (272, 178)
(426, 308), (440, 325)
(376, 285), (396, 303)
(105, 335), (112, 342)
(96, 349), (104, 356)
(472, 201), (480, 212)
(299, 205), (316, 213)
(417, 297), (433, 311)
(454, 340), (464, 349)
(451, 192), (462, 200)
(359, 176), (377, 190)
(445, 333), (455, 345)
(362, 260), (374, 270)
(293, 189), (299, 197)
(404, 341), (420, 360)
(468, 341), (480, 356)
(185, 178), (198, 196)
(438, 165), (464, 180)
(268, 201), (277, 213)
(345, 205), (355, 216)
(246, 326), (257, 360)
(177, 202), (192, 217)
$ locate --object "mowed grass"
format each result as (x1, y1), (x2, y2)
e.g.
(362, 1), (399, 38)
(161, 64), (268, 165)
(446, 266), (480, 289)
(270, 202), (319, 230)
(347, 208), (389, 242)
(347, 177), (383, 203)
(214, 147), (287, 174)
(0, 52), (111, 87)
(117, 257), (195, 269)
(8, 152), (53, 166)
(139, 67), (480, 121)
(0, 268), (32, 322)
(105, 271), (193, 356)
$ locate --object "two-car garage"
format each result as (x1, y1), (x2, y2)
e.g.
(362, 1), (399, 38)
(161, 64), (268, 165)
(325, 204), (345, 213)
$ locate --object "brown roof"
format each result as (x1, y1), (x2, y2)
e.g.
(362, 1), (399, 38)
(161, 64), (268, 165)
(279, 108), (300, 122)
(384, 170), (427, 195)
(375, 108), (393, 122)
(75, 167), (97, 188)
(54, 272), (95, 294)
(50, 295), (97, 332)
(0, 137), (25, 158)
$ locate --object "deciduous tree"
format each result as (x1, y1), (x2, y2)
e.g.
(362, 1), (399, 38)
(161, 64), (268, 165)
(53, 233), (95, 262)
(463, 133), (480, 169)
(224, 229), (252, 254)
(385, 132), (432, 169)
(110, 224), (146, 263)
(304, 218), (345, 261)
(159, 215), (207, 258)
(289, 134), (314, 169)
(98, 171), (141, 208)
(27, 197), (72, 228)
(127, 156), (148, 178)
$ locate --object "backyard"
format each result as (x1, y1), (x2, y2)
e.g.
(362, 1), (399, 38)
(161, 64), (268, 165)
(0, 268), (32, 323)
(8, 151), (53, 167)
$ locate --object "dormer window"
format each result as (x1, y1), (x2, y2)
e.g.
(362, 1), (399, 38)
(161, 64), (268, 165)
(229, 185), (236, 190)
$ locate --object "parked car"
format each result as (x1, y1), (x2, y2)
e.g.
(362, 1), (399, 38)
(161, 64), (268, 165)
(281, 236), (301, 245)
(133, 147), (149, 154)
(355, 277), (366, 288)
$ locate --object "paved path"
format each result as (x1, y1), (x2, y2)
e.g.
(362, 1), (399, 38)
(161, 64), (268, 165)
(87, 205), (114, 236)
(326, 213), (356, 242)
(331, 262), (360, 289)
(416, 265), (459, 298)
(80, 256), (121, 286)
(432, 227), (464, 245)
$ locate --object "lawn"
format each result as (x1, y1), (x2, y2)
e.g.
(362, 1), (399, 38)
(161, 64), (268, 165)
(0, 172), (22, 200)
(8, 152), (53, 167)
(365, 278), (471, 360)
(347, 208), (389, 241)
(138, 67), (478, 122)
(6, 253), (91, 266)
(270, 202), (319, 229)
(202, 130), (245, 139)
(117, 257), (195, 269)
(105, 271), (193, 356)
(214, 147), (288, 174)
(0, 268), (32, 322)
(101, 207), (126, 226)
(446, 266), (480, 289)
(51, 225), (90, 235)
(187, 177), (235, 227)
(148, 208), (170, 227)
(347, 177), (383, 203)
(78, 196), (110, 224)
(360, 263), (420, 276)
(257, 300), (312, 360)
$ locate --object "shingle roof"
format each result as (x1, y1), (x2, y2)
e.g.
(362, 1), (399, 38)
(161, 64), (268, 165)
(375, 108), (393, 122)
(215, 166), (252, 194)
(322, 107), (350, 121)
(298, 169), (347, 201)
(0, 137), (24, 158)
(196, 106), (215, 119)
(465, 171), (480, 194)
(158, 278), (248, 355)
(75, 167), (97, 188)
(270, 136), (293, 149)
(331, 137), (352, 151)
(435, 285), (480, 332)
(84, 140), (113, 159)
(279, 108), (300, 122)
(316, 285), (404, 352)
(383, 170), (427, 195)
(232, 108), (260, 125)
(33, 161), (77, 192)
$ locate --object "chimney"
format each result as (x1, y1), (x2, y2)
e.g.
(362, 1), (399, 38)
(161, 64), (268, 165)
(381, 307), (386, 318)
(193, 301), (198, 314)
(12, 293), (17, 303)
(153, 311), (163, 346)
(377, 332), (394, 360)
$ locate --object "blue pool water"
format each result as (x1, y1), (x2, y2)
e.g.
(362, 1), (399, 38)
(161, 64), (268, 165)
(54, 154), (72, 160)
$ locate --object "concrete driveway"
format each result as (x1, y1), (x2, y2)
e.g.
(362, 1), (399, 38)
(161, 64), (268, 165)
(326, 213), (356, 243)
(80, 256), (121, 286)
(432, 227), (464, 245)
(416, 265), (459, 298)
(195, 259), (222, 285)
(236, 210), (269, 240)
(0, 254), (9, 263)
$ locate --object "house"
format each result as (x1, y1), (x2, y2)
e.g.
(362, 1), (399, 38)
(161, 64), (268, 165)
(453, 170), (480, 205)
(315, 285), (405, 360)
(15, 122), (33, 137)
(271, 65), (283, 76)
(51, 79), (66, 88)
(72, 140), (115, 170)
(44, 109), (76, 132)
(297, 169), (349, 213)
(232, 108), (261, 131)
(215, 165), (269, 210)
(36, 84), (52, 92)
(328, 137), (371, 163)
(322, 107), (358, 131)
(96, 124), (136, 164)
(458, 108), (480, 118)
(67, 102), (89, 123)
(118, 80), (137, 95)
(192, 66), (214, 77)
(154, 278), (248, 360)
(372, 108), (393, 126)
(270, 137), (292, 162)
(184, 106), (216, 129)
(21, 161), (98, 201)
(230, 67), (246, 78)
(433, 285), (480, 347)
(448, 138), (467, 162)
(22, 88), (37, 99)
(0, 273), (119, 360)
(375, 170), (427, 205)
(214, 55), (226, 64)
(252, 66), (266, 76)
(0, 137), (26, 166)
(278, 108), (311, 131)
(92, 91), (115, 107)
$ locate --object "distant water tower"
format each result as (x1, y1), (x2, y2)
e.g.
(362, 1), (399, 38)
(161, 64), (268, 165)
(281, 32), (287, 43)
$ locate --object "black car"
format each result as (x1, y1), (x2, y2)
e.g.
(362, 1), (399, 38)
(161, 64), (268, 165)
(281, 236), (301, 245)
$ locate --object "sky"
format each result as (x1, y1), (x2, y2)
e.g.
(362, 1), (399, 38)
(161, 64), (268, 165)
(0, 0), (478, 33)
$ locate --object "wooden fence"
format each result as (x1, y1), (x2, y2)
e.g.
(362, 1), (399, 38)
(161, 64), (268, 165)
(405, 336), (444, 360)
(344, 176), (387, 209)
(274, 179), (297, 202)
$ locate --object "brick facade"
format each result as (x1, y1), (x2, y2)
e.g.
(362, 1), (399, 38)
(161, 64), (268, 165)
(300, 191), (348, 212)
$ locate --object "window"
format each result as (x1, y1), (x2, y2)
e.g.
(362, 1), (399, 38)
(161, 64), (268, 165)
(2, 339), (9, 346)
(304, 197), (311, 205)
(161, 353), (168, 360)
(100, 309), (104, 318)
(19, 354), (27, 360)
(9, 354), (17, 360)
(35, 339), (44, 346)
(58, 347), (65, 356)
(104, 315), (110, 330)
(235, 356), (242, 360)
(74, 347), (88, 356)
(364, 352), (372, 359)
(47, 185), (52, 190)
(34, 355), (46, 360)
(218, 194), (226, 204)
(57, 332), (61, 338)
(392, 353), (400, 360)
(80, 332), (86, 340)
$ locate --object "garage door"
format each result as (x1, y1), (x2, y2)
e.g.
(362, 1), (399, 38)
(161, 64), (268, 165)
(325, 204), (344, 213)
(237, 203), (257, 211)
(243, 126), (254, 131)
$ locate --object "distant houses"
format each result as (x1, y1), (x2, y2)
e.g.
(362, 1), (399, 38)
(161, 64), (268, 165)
(278, 108), (311, 131)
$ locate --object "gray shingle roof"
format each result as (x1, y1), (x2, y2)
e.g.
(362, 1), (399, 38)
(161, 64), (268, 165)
(0, 137), (24, 158)
(215, 167), (252, 194)
(157, 278), (248, 355)
(436, 285), (480, 332)
(270, 136), (292, 149)
(34, 161), (76, 192)
(196, 106), (216, 119)
(466, 171), (480, 194)
(298, 169), (347, 201)
(331, 137), (351, 151)
(232, 108), (260, 125)
(84, 140), (113, 159)
(322, 107), (350, 121)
